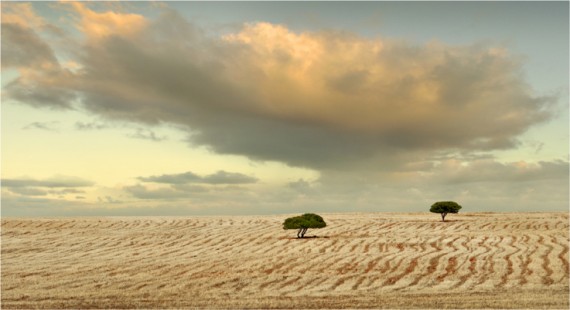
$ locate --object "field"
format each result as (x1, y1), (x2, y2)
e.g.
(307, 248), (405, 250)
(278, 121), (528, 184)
(1, 212), (569, 309)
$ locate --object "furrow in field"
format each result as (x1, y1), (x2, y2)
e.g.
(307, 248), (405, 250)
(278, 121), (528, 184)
(426, 236), (462, 288)
(518, 235), (536, 286)
(359, 251), (403, 289)
(557, 238), (569, 279)
(451, 236), (491, 289)
(498, 236), (521, 288)
(330, 274), (359, 291)
(364, 254), (410, 291)
(539, 235), (554, 285)
(547, 235), (568, 284)
(262, 255), (305, 276)
(407, 237), (449, 288)
(476, 236), (506, 288)
(383, 256), (419, 287)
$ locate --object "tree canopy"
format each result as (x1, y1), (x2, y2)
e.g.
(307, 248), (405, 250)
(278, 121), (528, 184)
(283, 213), (326, 238)
(430, 201), (462, 222)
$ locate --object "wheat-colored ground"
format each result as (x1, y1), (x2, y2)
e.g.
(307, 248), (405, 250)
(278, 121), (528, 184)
(1, 212), (568, 309)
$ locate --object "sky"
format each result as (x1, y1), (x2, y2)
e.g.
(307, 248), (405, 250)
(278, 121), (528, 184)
(1, 1), (568, 217)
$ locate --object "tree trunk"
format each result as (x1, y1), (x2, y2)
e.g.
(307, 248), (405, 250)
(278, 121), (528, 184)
(441, 213), (447, 222)
(296, 228), (309, 238)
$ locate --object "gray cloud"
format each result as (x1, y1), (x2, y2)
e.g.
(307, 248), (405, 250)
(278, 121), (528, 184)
(438, 159), (569, 184)
(0, 23), (57, 69)
(5, 187), (87, 198)
(75, 121), (109, 131)
(138, 171), (201, 184)
(307, 158), (570, 212)
(2, 7), (556, 171)
(22, 121), (60, 132)
(97, 196), (122, 204)
(8, 187), (48, 196)
(171, 184), (211, 193)
(2, 176), (94, 188)
(202, 171), (259, 185)
(127, 128), (167, 142)
(49, 188), (85, 195)
(526, 140), (545, 155)
(1, 22), (76, 109)
(139, 170), (258, 185)
(287, 179), (318, 195)
(2, 158), (566, 215)
(124, 184), (206, 200)
(126, 169), (256, 201)
(3, 177), (93, 199)
(4, 76), (77, 109)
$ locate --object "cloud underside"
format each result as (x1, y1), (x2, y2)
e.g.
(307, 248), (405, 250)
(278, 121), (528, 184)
(139, 170), (258, 185)
(2, 5), (555, 170)
(2, 176), (92, 197)
(114, 160), (570, 205)
(3, 160), (567, 214)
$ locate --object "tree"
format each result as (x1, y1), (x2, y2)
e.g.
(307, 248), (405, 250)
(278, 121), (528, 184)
(430, 201), (462, 222)
(283, 213), (326, 238)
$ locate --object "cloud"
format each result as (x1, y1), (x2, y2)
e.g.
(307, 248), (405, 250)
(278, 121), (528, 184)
(124, 184), (204, 200)
(6, 187), (85, 198)
(2, 176), (94, 200)
(1, 6), (556, 171)
(1, 3), (75, 108)
(49, 188), (85, 195)
(0, 2), (64, 36)
(2, 39), (76, 109)
(4, 74), (77, 109)
(202, 171), (259, 185)
(287, 178), (318, 195)
(126, 170), (258, 201)
(138, 170), (258, 185)
(22, 121), (60, 132)
(138, 171), (201, 184)
(1, 3), (45, 29)
(526, 140), (545, 155)
(304, 157), (569, 212)
(2, 175), (94, 188)
(74, 121), (109, 131)
(7, 187), (48, 197)
(2, 159), (566, 215)
(66, 2), (147, 40)
(436, 159), (569, 184)
(97, 196), (122, 204)
(0, 23), (57, 69)
(127, 128), (167, 142)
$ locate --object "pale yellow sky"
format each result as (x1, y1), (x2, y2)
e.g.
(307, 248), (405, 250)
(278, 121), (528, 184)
(1, 1), (568, 216)
(2, 103), (319, 203)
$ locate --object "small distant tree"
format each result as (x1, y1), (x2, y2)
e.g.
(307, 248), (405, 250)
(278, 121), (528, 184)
(430, 201), (462, 222)
(283, 213), (326, 238)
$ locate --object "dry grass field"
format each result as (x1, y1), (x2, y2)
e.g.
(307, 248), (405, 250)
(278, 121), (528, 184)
(1, 212), (569, 309)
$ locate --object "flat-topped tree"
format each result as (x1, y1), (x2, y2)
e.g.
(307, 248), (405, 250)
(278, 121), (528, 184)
(430, 201), (462, 222)
(283, 213), (326, 238)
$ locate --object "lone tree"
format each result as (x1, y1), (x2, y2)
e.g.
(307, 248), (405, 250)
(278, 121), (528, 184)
(283, 213), (326, 238)
(430, 201), (462, 222)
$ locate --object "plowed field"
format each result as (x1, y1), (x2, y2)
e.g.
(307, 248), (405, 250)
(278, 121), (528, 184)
(2, 212), (568, 308)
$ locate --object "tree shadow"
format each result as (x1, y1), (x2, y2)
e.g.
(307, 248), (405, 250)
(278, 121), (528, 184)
(280, 235), (330, 240)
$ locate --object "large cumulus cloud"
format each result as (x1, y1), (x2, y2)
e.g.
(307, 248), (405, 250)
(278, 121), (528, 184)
(1, 4), (556, 171)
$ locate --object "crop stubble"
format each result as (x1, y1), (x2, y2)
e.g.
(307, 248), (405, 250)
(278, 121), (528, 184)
(1, 212), (568, 308)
